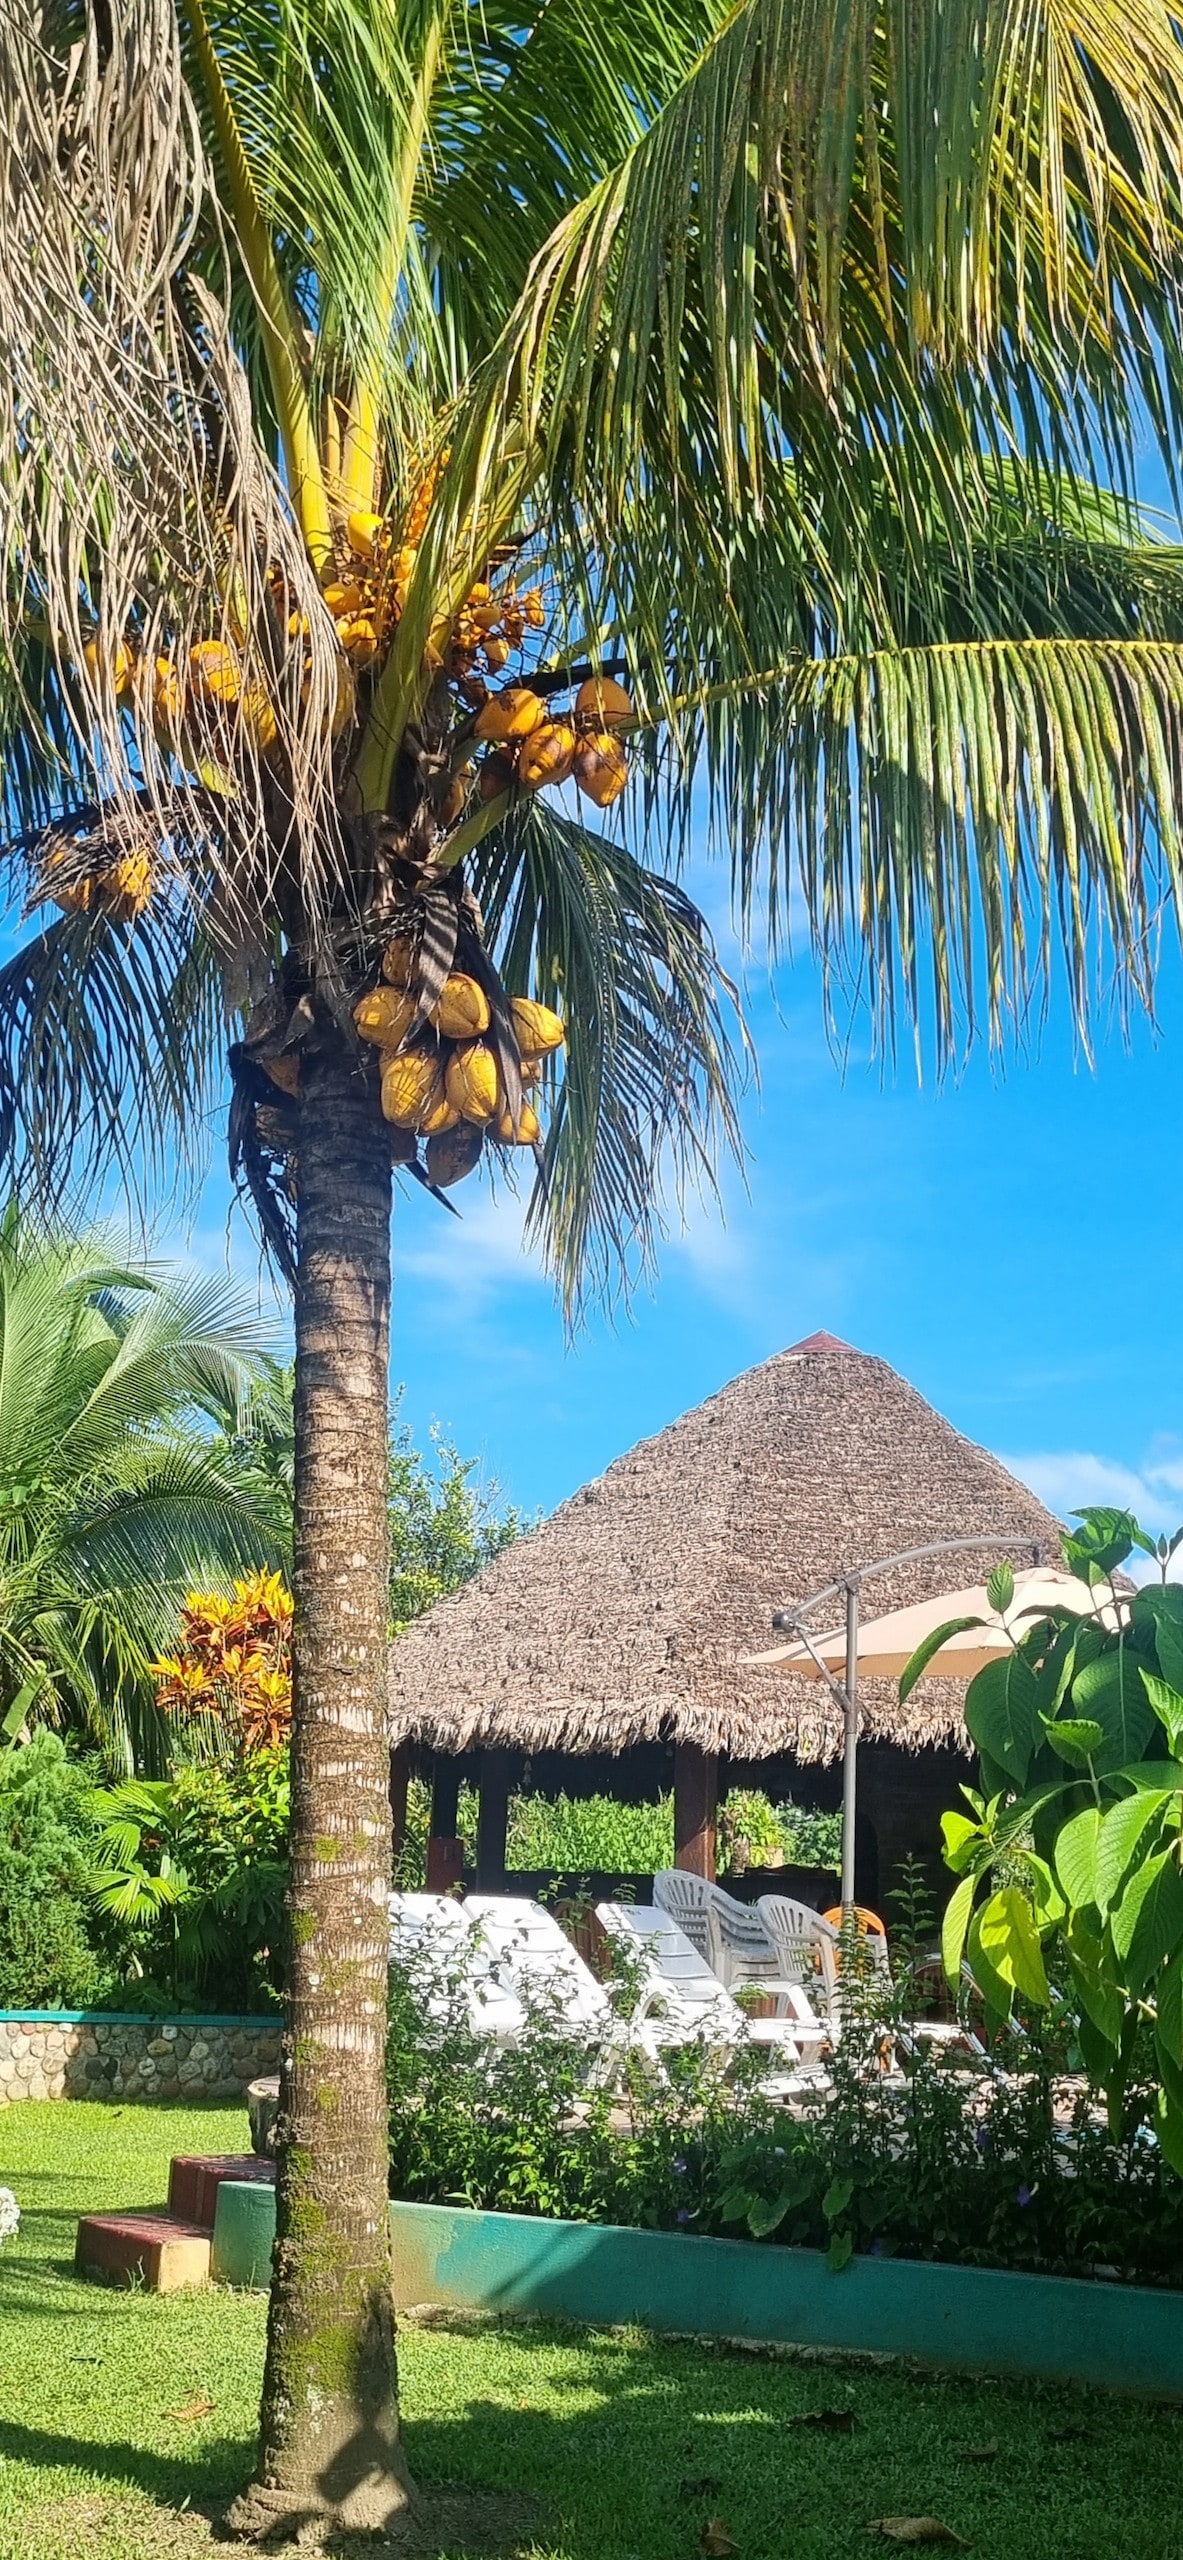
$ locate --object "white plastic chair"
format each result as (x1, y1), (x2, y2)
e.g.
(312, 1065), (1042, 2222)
(388, 1891), (526, 2044)
(597, 1902), (830, 2075)
(652, 1869), (783, 1992)
(756, 1895), (841, 2026)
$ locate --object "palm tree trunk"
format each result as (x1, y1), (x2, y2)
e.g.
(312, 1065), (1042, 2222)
(231, 1039), (411, 2540)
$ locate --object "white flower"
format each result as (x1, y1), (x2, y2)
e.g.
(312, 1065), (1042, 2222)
(0, 2188), (19, 2242)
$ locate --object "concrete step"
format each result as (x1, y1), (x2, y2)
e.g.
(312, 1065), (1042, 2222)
(168, 2152), (274, 2230)
(75, 2210), (211, 2293)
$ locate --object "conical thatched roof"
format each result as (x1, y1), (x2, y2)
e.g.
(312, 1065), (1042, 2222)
(387, 1337), (1063, 1763)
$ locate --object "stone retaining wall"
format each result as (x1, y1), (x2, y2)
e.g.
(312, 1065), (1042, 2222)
(0, 2010), (281, 2105)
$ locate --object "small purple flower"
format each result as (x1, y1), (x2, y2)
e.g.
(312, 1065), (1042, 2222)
(676, 2206), (691, 2226)
(1016, 2184), (1033, 2209)
(672, 2157), (688, 2176)
(975, 2124), (991, 2154)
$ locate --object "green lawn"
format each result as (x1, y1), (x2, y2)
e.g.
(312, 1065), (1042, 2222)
(0, 2102), (1180, 2558)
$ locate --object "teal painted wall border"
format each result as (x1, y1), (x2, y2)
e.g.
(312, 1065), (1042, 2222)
(210, 2187), (1183, 2398)
(0, 2010), (277, 2028)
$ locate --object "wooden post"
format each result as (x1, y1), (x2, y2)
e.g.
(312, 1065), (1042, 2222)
(388, 1743), (410, 1877)
(475, 1749), (513, 1892)
(426, 1753), (463, 1893)
(673, 1741), (718, 1879)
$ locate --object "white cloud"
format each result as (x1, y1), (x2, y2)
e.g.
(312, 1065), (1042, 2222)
(393, 1179), (546, 1314)
(1000, 1446), (1183, 1577)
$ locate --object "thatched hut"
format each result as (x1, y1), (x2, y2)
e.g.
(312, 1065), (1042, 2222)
(387, 1335), (1063, 1901)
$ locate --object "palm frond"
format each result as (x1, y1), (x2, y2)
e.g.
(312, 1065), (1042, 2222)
(470, 798), (746, 1314)
(0, 4), (342, 910)
(0, 897), (223, 1214)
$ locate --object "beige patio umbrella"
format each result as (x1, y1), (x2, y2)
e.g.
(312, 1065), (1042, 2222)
(744, 1565), (1129, 1684)
(743, 1558), (1130, 1908)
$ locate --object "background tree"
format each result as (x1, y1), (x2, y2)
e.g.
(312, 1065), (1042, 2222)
(206, 1362), (521, 1624)
(0, 1212), (275, 1771)
(8, 0), (1183, 2537)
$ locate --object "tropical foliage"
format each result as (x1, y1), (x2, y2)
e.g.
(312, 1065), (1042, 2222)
(12, 0), (1183, 2529)
(923, 1512), (1183, 2163)
(153, 1569), (294, 1754)
(88, 1749), (289, 2011)
(0, 1213), (277, 1771)
(388, 1944), (1183, 2285)
(0, 1729), (109, 2009)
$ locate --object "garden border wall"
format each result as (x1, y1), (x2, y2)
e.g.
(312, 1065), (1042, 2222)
(0, 2009), (280, 2104)
(209, 2191), (1183, 2397)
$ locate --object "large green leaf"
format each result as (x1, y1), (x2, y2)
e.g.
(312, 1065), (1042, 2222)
(1135, 1588), (1183, 1695)
(975, 1888), (1049, 2007)
(1070, 1650), (1156, 1775)
(1055, 1806), (1101, 1909)
(964, 1651), (1042, 1787)
(1111, 1850), (1183, 1993)
(1094, 1790), (1173, 1916)
(1064, 1913), (1124, 2048)
(942, 1873), (976, 1987)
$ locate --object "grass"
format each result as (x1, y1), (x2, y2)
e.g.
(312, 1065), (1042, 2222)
(0, 2101), (1181, 2558)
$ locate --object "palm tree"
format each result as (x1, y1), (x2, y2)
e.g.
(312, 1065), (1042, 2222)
(0, 1212), (277, 1771)
(6, 0), (1183, 2536)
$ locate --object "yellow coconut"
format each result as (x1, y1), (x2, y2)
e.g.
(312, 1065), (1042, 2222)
(434, 973), (491, 1039)
(573, 729), (629, 809)
(241, 686), (279, 753)
(189, 639), (242, 706)
(322, 581), (365, 619)
(445, 1039), (500, 1124)
(150, 656), (184, 729)
(82, 637), (135, 700)
(45, 846), (94, 914)
(381, 1047), (441, 1128)
(523, 590), (546, 629)
(510, 996), (565, 1056)
(418, 1078), (461, 1136)
(474, 685), (544, 745)
(482, 634), (510, 674)
(574, 674), (633, 725)
(354, 987), (417, 1049)
(519, 719), (575, 791)
(347, 511), (385, 562)
(101, 846), (155, 921)
(494, 1100), (541, 1146)
(380, 936), (414, 989)
(338, 615), (379, 666)
(438, 774), (467, 826)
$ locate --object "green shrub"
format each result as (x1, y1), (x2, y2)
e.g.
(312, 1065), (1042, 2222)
(0, 1733), (110, 2009)
(387, 1953), (1183, 2285)
(88, 1746), (288, 2011)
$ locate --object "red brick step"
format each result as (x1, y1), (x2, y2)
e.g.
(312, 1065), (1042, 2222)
(75, 2210), (211, 2293)
(168, 2152), (274, 2230)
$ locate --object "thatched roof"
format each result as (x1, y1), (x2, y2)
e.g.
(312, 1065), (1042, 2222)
(387, 1336), (1063, 1763)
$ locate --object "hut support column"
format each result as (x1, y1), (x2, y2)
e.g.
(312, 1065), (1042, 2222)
(673, 1742), (718, 1879)
(475, 1749), (513, 1892)
(426, 1753), (463, 1893)
(388, 1743), (410, 1877)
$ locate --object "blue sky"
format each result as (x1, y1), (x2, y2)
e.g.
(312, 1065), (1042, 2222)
(178, 850), (1183, 1549)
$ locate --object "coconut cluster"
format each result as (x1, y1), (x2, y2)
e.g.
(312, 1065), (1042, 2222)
(350, 952), (564, 1191)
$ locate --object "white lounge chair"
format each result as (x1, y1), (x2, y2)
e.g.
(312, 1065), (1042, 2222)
(755, 1895), (841, 2031)
(465, 1894), (612, 2033)
(388, 1891), (526, 2044)
(597, 1903), (830, 2075)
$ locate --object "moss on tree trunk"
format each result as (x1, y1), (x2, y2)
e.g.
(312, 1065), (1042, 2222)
(230, 1039), (411, 2540)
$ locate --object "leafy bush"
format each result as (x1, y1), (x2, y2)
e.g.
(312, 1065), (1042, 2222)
(0, 1732), (111, 2008)
(397, 1779), (838, 1884)
(386, 1951), (1183, 2286)
(89, 1746), (288, 2011)
(928, 1509), (1183, 2164)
